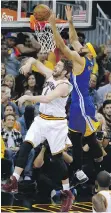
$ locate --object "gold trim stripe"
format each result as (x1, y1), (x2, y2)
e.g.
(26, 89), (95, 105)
(39, 113), (66, 120)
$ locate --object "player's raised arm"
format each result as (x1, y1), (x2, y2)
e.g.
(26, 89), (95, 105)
(49, 13), (84, 66)
(65, 5), (82, 52)
(20, 57), (52, 79)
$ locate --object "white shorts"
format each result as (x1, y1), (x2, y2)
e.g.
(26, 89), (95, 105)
(25, 116), (72, 155)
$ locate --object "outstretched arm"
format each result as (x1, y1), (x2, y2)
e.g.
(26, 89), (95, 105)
(20, 57), (52, 79)
(16, 83), (70, 106)
(65, 5), (82, 52)
(49, 13), (84, 65)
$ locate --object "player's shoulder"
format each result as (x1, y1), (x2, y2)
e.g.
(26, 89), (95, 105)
(57, 78), (70, 85)
(93, 192), (106, 202)
(56, 79), (73, 92)
(46, 75), (53, 81)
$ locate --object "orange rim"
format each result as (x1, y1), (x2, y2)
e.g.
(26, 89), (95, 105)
(30, 15), (67, 30)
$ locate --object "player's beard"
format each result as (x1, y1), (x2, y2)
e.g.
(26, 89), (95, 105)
(79, 52), (88, 57)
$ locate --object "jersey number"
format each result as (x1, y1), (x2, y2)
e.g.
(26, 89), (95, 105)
(44, 87), (49, 96)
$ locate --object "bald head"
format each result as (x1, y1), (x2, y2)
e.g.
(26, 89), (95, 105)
(97, 171), (111, 188)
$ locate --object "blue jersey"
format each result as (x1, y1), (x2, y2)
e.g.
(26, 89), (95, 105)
(69, 57), (99, 136)
(70, 57), (94, 102)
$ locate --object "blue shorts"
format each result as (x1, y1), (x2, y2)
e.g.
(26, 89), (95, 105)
(69, 101), (100, 136)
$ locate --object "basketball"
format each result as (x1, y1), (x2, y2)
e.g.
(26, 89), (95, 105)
(33, 4), (51, 21)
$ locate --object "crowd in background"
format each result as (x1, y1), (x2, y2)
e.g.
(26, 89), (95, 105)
(1, 30), (111, 195)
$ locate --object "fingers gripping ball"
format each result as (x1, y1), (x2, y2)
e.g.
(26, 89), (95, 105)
(33, 4), (51, 21)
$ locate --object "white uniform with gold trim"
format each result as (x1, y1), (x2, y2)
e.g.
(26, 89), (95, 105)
(39, 76), (72, 117)
(93, 190), (111, 212)
(25, 76), (73, 154)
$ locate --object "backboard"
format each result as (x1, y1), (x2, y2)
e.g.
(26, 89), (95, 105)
(1, 0), (97, 31)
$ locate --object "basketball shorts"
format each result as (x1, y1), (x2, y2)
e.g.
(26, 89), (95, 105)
(69, 102), (100, 136)
(25, 116), (72, 155)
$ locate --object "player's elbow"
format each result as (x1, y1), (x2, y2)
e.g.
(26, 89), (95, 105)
(68, 157), (73, 164)
(33, 161), (44, 168)
(68, 156), (73, 164)
(65, 157), (73, 164)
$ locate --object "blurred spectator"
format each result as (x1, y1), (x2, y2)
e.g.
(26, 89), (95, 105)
(1, 84), (19, 119)
(103, 100), (111, 139)
(1, 136), (6, 159)
(100, 45), (111, 75)
(1, 63), (6, 83)
(5, 33), (21, 77)
(32, 51), (55, 72)
(97, 73), (111, 107)
(96, 45), (108, 85)
(1, 40), (8, 63)
(18, 89), (33, 116)
(1, 114), (23, 173)
(95, 105), (106, 132)
(14, 32), (41, 97)
(3, 74), (16, 99)
(92, 60), (99, 76)
(2, 104), (21, 132)
(24, 73), (40, 96)
(89, 73), (98, 105)
(77, 32), (85, 46)
(1, 114), (35, 180)
(18, 105), (35, 139)
(1, 136), (12, 179)
(24, 35), (34, 48)
(105, 92), (111, 100)
(17, 32), (41, 58)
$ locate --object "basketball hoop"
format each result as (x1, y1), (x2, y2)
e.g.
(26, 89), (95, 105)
(30, 15), (67, 53)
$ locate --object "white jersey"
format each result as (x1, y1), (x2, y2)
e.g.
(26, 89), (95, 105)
(39, 76), (72, 118)
(93, 190), (111, 212)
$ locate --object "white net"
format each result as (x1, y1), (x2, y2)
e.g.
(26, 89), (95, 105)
(34, 22), (65, 53)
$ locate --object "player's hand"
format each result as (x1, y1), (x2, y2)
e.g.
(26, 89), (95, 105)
(19, 57), (36, 76)
(49, 12), (56, 25)
(65, 5), (73, 22)
(16, 95), (28, 107)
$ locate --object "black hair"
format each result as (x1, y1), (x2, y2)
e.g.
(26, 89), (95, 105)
(17, 33), (26, 45)
(93, 45), (106, 62)
(79, 52), (88, 57)
(77, 32), (85, 39)
(24, 105), (35, 130)
(61, 58), (73, 75)
(97, 171), (111, 188)
(92, 45), (102, 57)
(27, 73), (36, 81)
(25, 73), (40, 95)
(4, 104), (15, 113)
(8, 37), (17, 44)
(103, 100), (111, 108)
